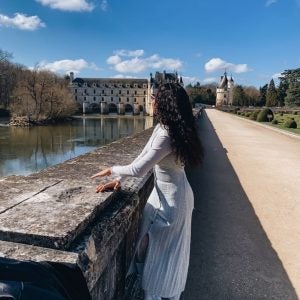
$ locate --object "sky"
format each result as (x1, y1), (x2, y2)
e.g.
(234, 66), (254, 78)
(1, 0), (300, 88)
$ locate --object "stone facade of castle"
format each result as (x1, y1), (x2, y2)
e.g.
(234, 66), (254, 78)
(69, 71), (183, 116)
(216, 72), (234, 106)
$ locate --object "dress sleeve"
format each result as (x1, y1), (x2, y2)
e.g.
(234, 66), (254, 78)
(111, 129), (172, 180)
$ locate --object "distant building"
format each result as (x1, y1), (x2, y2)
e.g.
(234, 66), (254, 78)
(69, 71), (183, 115)
(69, 72), (148, 115)
(216, 72), (234, 106)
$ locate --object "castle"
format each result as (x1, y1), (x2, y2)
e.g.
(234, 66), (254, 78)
(69, 71), (183, 116)
(216, 72), (234, 106)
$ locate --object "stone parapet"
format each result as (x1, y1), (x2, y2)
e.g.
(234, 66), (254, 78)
(0, 127), (154, 299)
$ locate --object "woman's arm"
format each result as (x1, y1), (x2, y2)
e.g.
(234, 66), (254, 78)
(91, 127), (171, 193)
(111, 130), (171, 178)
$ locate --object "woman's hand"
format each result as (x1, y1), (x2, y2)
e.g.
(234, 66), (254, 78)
(91, 167), (112, 179)
(91, 168), (120, 193)
(95, 180), (121, 193)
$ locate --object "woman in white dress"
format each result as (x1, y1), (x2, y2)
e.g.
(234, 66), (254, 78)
(91, 83), (203, 300)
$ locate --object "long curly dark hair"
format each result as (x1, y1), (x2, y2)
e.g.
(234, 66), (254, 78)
(154, 82), (204, 166)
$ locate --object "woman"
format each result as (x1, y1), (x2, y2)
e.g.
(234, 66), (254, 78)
(91, 82), (203, 300)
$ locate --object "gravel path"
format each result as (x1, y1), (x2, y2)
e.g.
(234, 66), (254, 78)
(184, 109), (299, 300)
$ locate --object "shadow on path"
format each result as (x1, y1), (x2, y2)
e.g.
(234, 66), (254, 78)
(184, 110), (298, 300)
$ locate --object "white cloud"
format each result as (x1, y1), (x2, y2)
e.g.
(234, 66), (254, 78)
(106, 55), (122, 65)
(204, 58), (251, 73)
(0, 13), (45, 31)
(112, 74), (137, 79)
(265, 0), (278, 7)
(37, 59), (100, 74)
(107, 50), (183, 74)
(272, 72), (282, 79)
(114, 49), (145, 57)
(35, 0), (95, 12)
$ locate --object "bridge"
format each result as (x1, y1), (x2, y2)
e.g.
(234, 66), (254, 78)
(0, 109), (299, 299)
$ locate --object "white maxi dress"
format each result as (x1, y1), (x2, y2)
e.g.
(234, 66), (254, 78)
(112, 123), (194, 298)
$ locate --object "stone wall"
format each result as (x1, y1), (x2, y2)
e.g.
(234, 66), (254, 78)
(0, 127), (154, 299)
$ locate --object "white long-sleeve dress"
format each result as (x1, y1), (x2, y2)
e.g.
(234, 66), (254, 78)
(112, 123), (194, 298)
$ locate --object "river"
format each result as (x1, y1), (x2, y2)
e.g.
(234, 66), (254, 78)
(0, 115), (153, 177)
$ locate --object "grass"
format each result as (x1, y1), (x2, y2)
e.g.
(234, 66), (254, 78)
(268, 113), (300, 135)
(234, 112), (300, 135)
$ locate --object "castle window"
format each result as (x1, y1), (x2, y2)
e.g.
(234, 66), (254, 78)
(144, 91), (146, 95)
(111, 97), (113, 102)
(143, 98), (145, 102)
(127, 98), (129, 102)
(127, 90), (129, 95)
(134, 84), (137, 88)
(134, 98), (137, 103)
(75, 96), (77, 101)
(94, 89), (96, 94)
(143, 84), (147, 88)
(102, 97), (104, 101)
(224, 94), (226, 98)
(84, 96), (86, 101)
(84, 83), (87, 87)
(75, 89), (77, 93)
(111, 90), (113, 94)
(134, 91), (137, 95)
(84, 89), (87, 94)
(119, 98), (121, 103)
(94, 97), (96, 101)
(102, 90), (104, 94)
(119, 90), (121, 94)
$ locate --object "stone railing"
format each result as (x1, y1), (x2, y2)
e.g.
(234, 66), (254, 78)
(0, 127), (154, 299)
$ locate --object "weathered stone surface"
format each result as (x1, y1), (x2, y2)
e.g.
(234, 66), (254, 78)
(0, 128), (153, 251)
(0, 127), (154, 299)
(0, 240), (77, 264)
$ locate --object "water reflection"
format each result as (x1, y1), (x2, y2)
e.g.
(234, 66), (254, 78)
(0, 116), (153, 177)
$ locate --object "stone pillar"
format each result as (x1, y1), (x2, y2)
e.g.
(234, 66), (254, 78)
(101, 102), (108, 115)
(118, 103), (125, 115)
(133, 103), (140, 115)
(83, 102), (86, 114)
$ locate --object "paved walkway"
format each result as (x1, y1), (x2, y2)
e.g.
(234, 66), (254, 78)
(185, 109), (300, 300)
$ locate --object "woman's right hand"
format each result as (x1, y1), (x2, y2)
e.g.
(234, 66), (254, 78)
(91, 167), (112, 179)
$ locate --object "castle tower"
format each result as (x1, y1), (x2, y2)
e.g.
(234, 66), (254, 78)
(216, 71), (234, 106)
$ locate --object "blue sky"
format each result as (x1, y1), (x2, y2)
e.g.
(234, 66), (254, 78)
(1, 0), (300, 87)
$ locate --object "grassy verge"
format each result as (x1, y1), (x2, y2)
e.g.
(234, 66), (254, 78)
(234, 112), (300, 135)
(269, 113), (300, 135)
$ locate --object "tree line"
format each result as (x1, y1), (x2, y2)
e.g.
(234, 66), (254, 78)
(0, 48), (76, 121)
(186, 68), (300, 108)
(185, 82), (217, 106)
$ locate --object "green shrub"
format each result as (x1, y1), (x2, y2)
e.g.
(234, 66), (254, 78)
(245, 112), (251, 117)
(272, 119), (278, 124)
(284, 119), (298, 128)
(280, 112), (284, 116)
(249, 110), (260, 120)
(256, 108), (274, 122)
(293, 111), (298, 115)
